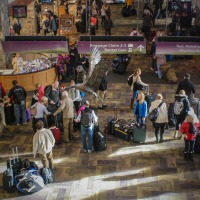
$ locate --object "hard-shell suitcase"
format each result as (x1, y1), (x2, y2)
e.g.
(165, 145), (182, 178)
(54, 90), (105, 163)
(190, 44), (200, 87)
(107, 107), (117, 134)
(191, 97), (200, 118)
(2, 158), (15, 193)
(93, 131), (107, 151)
(49, 126), (61, 145)
(132, 124), (146, 143)
(6, 146), (22, 176)
(194, 133), (200, 154)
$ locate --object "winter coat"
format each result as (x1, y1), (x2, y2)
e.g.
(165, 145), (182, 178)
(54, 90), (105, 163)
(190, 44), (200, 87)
(134, 100), (147, 118)
(174, 94), (190, 115)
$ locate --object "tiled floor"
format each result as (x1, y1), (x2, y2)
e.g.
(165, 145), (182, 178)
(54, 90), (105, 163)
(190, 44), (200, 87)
(1, 2), (200, 200)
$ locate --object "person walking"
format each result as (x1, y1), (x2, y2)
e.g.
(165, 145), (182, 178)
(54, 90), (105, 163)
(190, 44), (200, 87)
(104, 15), (113, 36)
(154, 54), (166, 79)
(174, 90), (190, 139)
(8, 80), (27, 125)
(128, 68), (148, 109)
(74, 100), (98, 153)
(176, 73), (195, 102)
(180, 114), (200, 161)
(54, 91), (75, 143)
(133, 91), (147, 125)
(149, 94), (168, 143)
(33, 120), (55, 170)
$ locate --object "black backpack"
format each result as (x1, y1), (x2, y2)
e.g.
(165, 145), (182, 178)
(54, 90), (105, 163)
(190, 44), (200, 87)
(148, 102), (163, 122)
(44, 20), (50, 28)
(81, 109), (94, 127)
(13, 87), (25, 105)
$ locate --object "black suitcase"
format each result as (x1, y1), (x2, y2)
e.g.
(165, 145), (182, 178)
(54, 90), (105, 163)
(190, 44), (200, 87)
(191, 100), (200, 119)
(3, 158), (15, 193)
(107, 107), (117, 134)
(121, 6), (129, 17)
(132, 124), (146, 143)
(145, 93), (156, 112)
(168, 103), (176, 128)
(4, 104), (15, 125)
(7, 146), (22, 176)
(194, 133), (200, 154)
(93, 131), (107, 151)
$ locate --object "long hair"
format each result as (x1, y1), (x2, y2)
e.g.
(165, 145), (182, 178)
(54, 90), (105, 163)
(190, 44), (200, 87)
(138, 91), (145, 104)
(133, 68), (141, 77)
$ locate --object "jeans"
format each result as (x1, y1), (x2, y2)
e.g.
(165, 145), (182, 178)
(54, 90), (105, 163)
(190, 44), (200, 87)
(136, 116), (145, 125)
(154, 123), (165, 142)
(175, 114), (187, 131)
(132, 90), (139, 100)
(14, 103), (27, 124)
(157, 64), (162, 79)
(184, 139), (195, 154)
(81, 125), (94, 151)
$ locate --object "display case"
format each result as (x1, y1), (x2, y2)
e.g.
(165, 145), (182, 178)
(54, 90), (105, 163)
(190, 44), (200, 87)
(59, 15), (77, 36)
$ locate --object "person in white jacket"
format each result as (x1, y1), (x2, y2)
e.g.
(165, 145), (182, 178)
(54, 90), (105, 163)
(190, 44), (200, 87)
(33, 120), (55, 170)
(149, 94), (168, 143)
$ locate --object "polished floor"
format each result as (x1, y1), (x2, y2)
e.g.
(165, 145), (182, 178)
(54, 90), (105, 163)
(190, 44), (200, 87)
(1, 2), (200, 200)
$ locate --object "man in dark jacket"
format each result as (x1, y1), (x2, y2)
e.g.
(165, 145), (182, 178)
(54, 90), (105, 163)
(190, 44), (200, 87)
(8, 80), (27, 125)
(104, 15), (113, 36)
(176, 73), (195, 102)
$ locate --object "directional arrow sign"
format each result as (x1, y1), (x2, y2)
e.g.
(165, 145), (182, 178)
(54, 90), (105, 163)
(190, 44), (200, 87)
(78, 41), (146, 54)
(137, 45), (144, 52)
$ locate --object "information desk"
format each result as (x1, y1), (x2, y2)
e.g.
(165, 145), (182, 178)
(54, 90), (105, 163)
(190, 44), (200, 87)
(0, 67), (57, 92)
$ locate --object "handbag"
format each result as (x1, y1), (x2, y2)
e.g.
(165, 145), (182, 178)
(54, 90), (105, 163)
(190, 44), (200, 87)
(127, 76), (133, 86)
(133, 77), (144, 91)
(30, 103), (38, 117)
(148, 102), (163, 122)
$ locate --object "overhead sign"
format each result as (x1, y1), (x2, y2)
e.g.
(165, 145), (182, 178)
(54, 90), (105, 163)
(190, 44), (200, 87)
(78, 41), (146, 54)
(156, 42), (200, 55)
(1, 41), (69, 54)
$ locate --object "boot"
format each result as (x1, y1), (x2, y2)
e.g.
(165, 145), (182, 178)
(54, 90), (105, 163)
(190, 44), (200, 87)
(174, 130), (179, 139)
(130, 99), (134, 109)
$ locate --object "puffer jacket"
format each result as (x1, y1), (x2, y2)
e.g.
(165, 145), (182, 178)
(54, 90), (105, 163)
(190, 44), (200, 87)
(174, 94), (190, 115)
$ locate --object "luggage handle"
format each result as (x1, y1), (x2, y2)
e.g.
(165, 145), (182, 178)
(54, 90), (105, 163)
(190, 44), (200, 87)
(12, 148), (15, 164)
(114, 106), (117, 119)
(15, 146), (19, 162)
(12, 146), (19, 163)
(145, 85), (149, 95)
(9, 158), (13, 171)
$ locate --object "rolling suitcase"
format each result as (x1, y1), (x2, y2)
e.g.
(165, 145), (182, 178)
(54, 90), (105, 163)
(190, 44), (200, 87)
(6, 146), (22, 176)
(49, 126), (61, 145)
(132, 124), (146, 143)
(191, 97), (200, 118)
(107, 107), (117, 134)
(93, 131), (107, 151)
(2, 158), (15, 193)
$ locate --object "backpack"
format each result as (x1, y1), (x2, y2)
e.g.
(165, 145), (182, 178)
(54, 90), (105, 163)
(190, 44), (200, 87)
(174, 99), (184, 115)
(15, 169), (44, 194)
(22, 159), (39, 170)
(40, 167), (54, 184)
(148, 102), (163, 122)
(44, 20), (50, 28)
(13, 87), (25, 105)
(81, 109), (94, 127)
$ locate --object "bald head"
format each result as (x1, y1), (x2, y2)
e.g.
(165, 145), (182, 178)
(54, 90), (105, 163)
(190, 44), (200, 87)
(62, 91), (68, 98)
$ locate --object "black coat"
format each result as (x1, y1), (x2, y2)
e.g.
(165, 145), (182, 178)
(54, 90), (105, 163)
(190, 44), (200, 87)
(176, 79), (195, 97)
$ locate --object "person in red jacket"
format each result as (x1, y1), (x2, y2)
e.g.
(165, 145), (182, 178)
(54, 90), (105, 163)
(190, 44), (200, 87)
(180, 114), (200, 161)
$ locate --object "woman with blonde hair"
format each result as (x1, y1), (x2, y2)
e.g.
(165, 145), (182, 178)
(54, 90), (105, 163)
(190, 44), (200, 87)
(174, 90), (190, 138)
(180, 114), (200, 161)
(149, 93), (168, 143)
(133, 91), (147, 125)
(128, 68), (148, 109)
(31, 96), (51, 132)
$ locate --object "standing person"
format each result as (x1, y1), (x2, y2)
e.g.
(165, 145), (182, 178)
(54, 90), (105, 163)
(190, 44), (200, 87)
(133, 91), (147, 125)
(33, 120), (55, 170)
(74, 100), (98, 153)
(128, 68), (148, 109)
(174, 90), (190, 139)
(42, 15), (50, 35)
(154, 54), (166, 79)
(104, 15), (113, 36)
(56, 54), (65, 82)
(142, 12), (152, 39)
(149, 94), (168, 143)
(31, 83), (45, 105)
(54, 91), (75, 143)
(31, 96), (51, 132)
(50, 15), (59, 36)
(101, 4), (106, 26)
(65, 1), (69, 14)
(176, 73), (195, 102)
(180, 114), (200, 161)
(8, 80), (27, 125)
(12, 20), (21, 35)
(97, 70), (108, 109)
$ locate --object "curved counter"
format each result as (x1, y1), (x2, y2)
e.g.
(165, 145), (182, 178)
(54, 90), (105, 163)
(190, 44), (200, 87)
(0, 67), (57, 92)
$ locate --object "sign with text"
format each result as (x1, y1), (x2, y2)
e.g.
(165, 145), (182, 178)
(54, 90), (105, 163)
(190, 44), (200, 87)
(156, 42), (200, 55)
(78, 41), (146, 54)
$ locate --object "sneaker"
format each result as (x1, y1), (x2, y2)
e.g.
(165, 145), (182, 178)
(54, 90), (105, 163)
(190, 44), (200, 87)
(16, 124), (20, 126)
(23, 122), (27, 125)
(83, 149), (87, 153)
(88, 150), (92, 154)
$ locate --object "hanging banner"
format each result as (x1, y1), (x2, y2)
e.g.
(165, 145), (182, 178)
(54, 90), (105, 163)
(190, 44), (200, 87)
(1, 41), (69, 54)
(78, 41), (146, 54)
(156, 42), (200, 55)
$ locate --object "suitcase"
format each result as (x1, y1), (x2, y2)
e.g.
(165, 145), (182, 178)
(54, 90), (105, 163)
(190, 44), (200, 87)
(191, 98), (200, 118)
(4, 104), (15, 125)
(6, 146), (22, 176)
(49, 126), (61, 145)
(107, 107), (117, 134)
(2, 158), (15, 193)
(168, 103), (176, 128)
(132, 124), (146, 143)
(145, 93), (156, 112)
(93, 131), (107, 151)
(121, 6), (129, 17)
